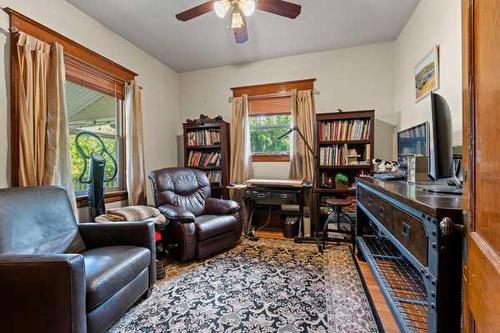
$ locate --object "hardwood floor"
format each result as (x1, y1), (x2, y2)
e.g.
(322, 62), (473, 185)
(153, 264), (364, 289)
(256, 230), (399, 332)
(357, 261), (400, 333)
(255, 229), (287, 240)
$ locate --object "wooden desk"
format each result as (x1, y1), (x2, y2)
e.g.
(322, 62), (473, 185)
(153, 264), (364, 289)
(355, 177), (463, 333)
(244, 179), (311, 242)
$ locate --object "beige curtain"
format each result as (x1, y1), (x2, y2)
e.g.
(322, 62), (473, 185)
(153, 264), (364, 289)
(230, 95), (254, 184)
(16, 32), (77, 214)
(229, 95), (253, 235)
(125, 80), (147, 206)
(289, 89), (315, 182)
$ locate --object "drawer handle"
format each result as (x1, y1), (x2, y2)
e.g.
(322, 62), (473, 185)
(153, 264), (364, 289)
(257, 193), (266, 198)
(402, 222), (411, 239)
(280, 194), (289, 199)
(379, 207), (385, 216)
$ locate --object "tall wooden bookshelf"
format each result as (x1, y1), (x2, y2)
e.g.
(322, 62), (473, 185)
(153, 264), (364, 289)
(314, 110), (375, 236)
(183, 119), (230, 198)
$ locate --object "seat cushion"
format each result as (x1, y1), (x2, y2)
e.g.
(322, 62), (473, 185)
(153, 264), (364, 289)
(195, 215), (237, 241)
(83, 246), (150, 311)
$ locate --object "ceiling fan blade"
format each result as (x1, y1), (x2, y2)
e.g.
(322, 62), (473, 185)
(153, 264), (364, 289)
(257, 0), (301, 19)
(176, 1), (214, 22)
(234, 25), (249, 44)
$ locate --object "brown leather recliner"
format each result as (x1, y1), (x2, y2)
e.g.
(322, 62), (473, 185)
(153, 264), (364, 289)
(0, 187), (156, 333)
(149, 167), (242, 261)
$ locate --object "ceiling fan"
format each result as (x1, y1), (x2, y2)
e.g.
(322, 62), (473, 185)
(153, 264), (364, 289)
(176, 0), (302, 44)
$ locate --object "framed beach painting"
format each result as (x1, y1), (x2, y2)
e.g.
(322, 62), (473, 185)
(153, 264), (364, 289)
(415, 45), (439, 102)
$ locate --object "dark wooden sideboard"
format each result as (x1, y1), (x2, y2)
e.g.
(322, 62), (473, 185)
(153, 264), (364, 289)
(355, 177), (463, 333)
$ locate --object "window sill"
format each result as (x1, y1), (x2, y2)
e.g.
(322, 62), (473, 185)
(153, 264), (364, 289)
(76, 190), (128, 208)
(252, 155), (290, 162)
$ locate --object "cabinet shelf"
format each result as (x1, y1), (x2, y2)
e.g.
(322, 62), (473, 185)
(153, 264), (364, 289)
(357, 235), (428, 333)
(185, 145), (221, 149)
(319, 140), (372, 145)
(183, 119), (230, 198)
(319, 165), (372, 170)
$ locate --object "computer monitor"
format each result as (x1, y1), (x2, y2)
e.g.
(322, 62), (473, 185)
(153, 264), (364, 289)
(429, 92), (453, 180)
(397, 122), (429, 170)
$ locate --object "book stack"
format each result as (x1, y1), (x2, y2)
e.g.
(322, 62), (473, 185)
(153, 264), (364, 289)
(320, 145), (349, 166)
(347, 148), (361, 166)
(206, 170), (221, 183)
(186, 130), (221, 146)
(187, 151), (221, 167)
(319, 119), (371, 141)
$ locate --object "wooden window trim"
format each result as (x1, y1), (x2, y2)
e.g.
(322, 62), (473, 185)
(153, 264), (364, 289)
(76, 190), (128, 208)
(65, 55), (125, 100)
(8, 8), (134, 204)
(252, 154), (290, 162)
(231, 78), (315, 97)
(6, 8), (136, 81)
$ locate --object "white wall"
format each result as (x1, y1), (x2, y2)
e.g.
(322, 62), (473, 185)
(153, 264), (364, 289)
(0, 0), (180, 217)
(179, 42), (397, 178)
(394, 0), (462, 145)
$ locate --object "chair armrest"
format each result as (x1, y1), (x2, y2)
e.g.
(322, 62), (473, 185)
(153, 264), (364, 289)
(78, 222), (157, 290)
(78, 221), (155, 251)
(205, 198), (240, 215)
(0, 254), (86, 333)
(158, 204), (195, 223)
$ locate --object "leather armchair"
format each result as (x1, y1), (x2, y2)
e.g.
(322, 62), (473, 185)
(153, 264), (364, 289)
(0, 187), (156, 333)
(149, 167), (242, 261)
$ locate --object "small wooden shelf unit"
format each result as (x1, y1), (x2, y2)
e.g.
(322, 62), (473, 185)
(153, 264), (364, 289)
(183, 120), (230, 197)
(313, 110), (375, 239)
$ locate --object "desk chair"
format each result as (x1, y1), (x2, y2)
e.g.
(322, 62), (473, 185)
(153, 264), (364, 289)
(322, 198), (354, 250)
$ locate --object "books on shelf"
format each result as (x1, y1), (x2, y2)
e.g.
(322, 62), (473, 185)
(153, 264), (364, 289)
(187, 151), (221, 168)
(320, 144), (371, 166)
(186, 130), (221, 146)
(319, 119), (371, 141)
(320, 145), (348, 166)
(206, 170), (221, 183)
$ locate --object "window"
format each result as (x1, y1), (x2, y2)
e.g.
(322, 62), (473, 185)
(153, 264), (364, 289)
(249, 95), (292, 162)
(66, 81), (123, 195)
(231, 79), (315, 162)
(8, 8), (136, 206)
(250, 114), (291, 156)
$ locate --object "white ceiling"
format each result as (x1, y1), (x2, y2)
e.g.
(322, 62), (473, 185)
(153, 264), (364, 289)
(67, 0), (420, 72)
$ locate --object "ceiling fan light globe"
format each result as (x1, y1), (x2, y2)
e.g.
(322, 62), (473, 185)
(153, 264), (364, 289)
(214, 1), (228, 18)
(242, 0), (256, 16)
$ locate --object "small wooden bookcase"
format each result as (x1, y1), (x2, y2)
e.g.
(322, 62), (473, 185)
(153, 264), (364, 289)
(314, 110), (375, 239)
(183, 119), (230, 198)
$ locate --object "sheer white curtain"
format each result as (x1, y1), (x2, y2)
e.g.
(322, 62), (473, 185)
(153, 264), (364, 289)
(125, 81), (147, 206)
(15, 32), (76, 214)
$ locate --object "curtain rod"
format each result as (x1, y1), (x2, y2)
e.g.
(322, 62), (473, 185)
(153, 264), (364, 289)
(227, 89), (320, 103)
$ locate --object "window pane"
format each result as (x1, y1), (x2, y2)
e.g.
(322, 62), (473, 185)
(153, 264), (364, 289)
(249, 114), (291, 155)
(66, 81), (121, 194)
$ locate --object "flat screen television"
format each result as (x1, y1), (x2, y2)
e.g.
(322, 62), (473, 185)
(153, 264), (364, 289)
(397, 122), (429, 169)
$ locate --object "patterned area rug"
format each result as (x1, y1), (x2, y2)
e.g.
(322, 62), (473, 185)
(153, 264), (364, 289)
(109, 239), (376, 333)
